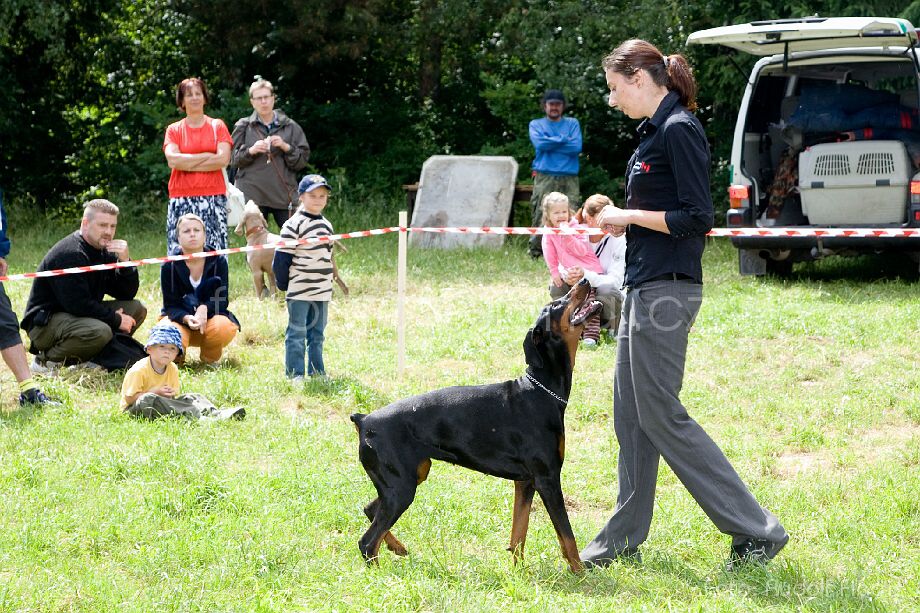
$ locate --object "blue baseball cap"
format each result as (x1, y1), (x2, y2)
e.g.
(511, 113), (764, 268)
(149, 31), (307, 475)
(145, 323), (184, 355)
(297, 174), (332, 194)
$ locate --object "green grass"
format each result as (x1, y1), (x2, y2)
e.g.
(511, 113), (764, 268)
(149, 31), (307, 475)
(0, 210), (918, 611)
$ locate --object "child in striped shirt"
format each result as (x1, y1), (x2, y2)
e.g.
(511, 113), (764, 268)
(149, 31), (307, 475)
(272, 174), (335, 380)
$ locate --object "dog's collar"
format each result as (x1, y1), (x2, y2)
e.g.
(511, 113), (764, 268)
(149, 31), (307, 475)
(525, 371), (567, 406)
(246, 225), (266, 238)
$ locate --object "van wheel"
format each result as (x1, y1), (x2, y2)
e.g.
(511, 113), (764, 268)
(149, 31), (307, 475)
(765, 259), (793, 277)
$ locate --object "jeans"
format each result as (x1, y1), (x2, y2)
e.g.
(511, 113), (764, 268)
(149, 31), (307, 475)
(285, 299), (328, 377)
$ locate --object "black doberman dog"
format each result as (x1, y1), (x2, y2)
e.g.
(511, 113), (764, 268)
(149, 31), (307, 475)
(351, 279), (601, 572)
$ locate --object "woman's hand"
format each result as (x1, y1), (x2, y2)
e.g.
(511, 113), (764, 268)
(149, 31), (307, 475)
(599, 204), (671, 235)
(563, 266), (585, 285)
(195, 305), (209, 335)
(550, 274), (565, 288)
(268, 135), (291, 153)
(184, 305), (208, 332)
(249, 138), (270, 156)
(596, 205), (630, 235)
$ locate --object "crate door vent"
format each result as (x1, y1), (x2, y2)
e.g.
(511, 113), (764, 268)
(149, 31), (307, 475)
(856, 152), (895, 176)
(813, 153), (850, 176)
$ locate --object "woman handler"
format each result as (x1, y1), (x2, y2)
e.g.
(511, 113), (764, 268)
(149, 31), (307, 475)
(581, 39), (788, 571)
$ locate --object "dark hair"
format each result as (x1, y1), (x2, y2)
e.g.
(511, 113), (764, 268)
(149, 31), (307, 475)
(541, 88), (566, 107)
(602, 39), (697, 112)
(175, 77), (210, 111)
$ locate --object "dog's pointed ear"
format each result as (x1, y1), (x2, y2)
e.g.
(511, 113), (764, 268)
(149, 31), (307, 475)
(234, 219), (245, 236)
(523, 327), (545, 370)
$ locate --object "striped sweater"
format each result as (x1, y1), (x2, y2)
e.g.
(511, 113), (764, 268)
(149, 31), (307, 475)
(272, 210), (334, 301)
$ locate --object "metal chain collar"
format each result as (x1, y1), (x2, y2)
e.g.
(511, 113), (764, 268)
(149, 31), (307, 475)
(525, 371), (568, 406)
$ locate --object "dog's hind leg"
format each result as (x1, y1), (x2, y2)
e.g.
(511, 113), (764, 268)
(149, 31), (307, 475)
(364, 498), (408, 556)
(508, 480), (535, 565)
(358, 456), (430, 564)
(534, 476), (583, 572)
(252, 270), (264, 298)
(359, 484), (416, 564)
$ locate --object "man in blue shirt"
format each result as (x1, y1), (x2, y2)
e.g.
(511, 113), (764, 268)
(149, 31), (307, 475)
(528, 89), (582, 257)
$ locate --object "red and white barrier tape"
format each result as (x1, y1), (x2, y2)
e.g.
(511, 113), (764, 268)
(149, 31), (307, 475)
(709, 227), (920, 238)
(0, 227), (400, 283)
(2, 225), (917, 282)
(410, 226), (920, 238)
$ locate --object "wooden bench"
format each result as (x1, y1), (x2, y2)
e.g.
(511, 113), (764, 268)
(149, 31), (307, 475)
(401, 183), (534, 226)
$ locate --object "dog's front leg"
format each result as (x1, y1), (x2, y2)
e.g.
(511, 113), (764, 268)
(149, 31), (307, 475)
(508, 480), (535, 565)
(535, 476), (584, 572)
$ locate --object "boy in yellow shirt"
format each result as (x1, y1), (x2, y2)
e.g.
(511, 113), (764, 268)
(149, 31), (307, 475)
(121, 322), (244, 420)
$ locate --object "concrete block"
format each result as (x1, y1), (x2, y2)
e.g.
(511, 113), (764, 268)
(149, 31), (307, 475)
(409, 155), (518, 248)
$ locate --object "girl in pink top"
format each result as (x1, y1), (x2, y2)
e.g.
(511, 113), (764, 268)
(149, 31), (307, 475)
(540, 191), (602, 345)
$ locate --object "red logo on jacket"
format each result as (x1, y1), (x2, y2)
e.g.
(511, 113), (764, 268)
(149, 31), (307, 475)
(632, 161), (651, 173)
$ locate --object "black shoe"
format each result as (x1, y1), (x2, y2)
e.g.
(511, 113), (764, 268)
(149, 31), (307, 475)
(581, 547), (641, 569)
(725, 535), (788, 571)
(19, 388), (62, 407)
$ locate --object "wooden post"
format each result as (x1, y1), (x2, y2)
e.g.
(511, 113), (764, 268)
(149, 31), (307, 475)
(397, 211), (407, 377)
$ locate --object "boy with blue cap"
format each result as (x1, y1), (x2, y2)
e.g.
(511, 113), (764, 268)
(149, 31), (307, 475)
(272, 174), (334, 381)
(120, 322), (244, 420)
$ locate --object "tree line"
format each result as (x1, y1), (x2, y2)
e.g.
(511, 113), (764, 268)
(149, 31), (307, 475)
(1, 0), (912, 215)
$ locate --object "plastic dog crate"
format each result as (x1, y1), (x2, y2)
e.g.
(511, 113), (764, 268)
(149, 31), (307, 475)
(798, 140), (910, 224)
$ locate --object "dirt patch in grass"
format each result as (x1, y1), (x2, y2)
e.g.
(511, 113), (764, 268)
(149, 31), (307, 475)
(859, 423), (919, 461)
(775, 423), (919, 477)
(563, 494), (583, 512)
(775, 451), (835, 477)
(279, 399), (303, 418)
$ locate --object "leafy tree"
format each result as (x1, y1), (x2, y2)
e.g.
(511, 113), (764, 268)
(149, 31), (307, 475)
(2, 0), (915, 215)
(0, 0), (120, 206)
(0, 0), (199, 210)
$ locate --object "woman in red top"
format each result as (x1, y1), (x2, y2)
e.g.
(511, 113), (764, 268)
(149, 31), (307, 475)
(162, 78), (232, 255)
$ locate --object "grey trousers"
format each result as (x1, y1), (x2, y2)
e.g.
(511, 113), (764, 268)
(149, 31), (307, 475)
(125, 392), (216, 420)
(581, 280), (787, 562)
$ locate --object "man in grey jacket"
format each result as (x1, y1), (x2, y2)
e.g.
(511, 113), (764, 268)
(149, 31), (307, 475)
(230, 79), (310, 229)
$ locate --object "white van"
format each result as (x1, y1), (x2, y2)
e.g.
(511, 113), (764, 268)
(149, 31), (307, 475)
(688, 17), (920, 275)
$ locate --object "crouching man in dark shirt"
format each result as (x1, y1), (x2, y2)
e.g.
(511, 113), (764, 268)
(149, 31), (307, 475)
(21, 199), (147, 370)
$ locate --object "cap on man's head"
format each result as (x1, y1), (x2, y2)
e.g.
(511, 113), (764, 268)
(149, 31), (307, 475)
(298, 174), (332, 194)
(543, 89), (566, 104)
(145, 323), (184, 355)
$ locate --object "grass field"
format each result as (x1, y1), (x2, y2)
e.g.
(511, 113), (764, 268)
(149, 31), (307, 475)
(0, 208), (918, 611)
